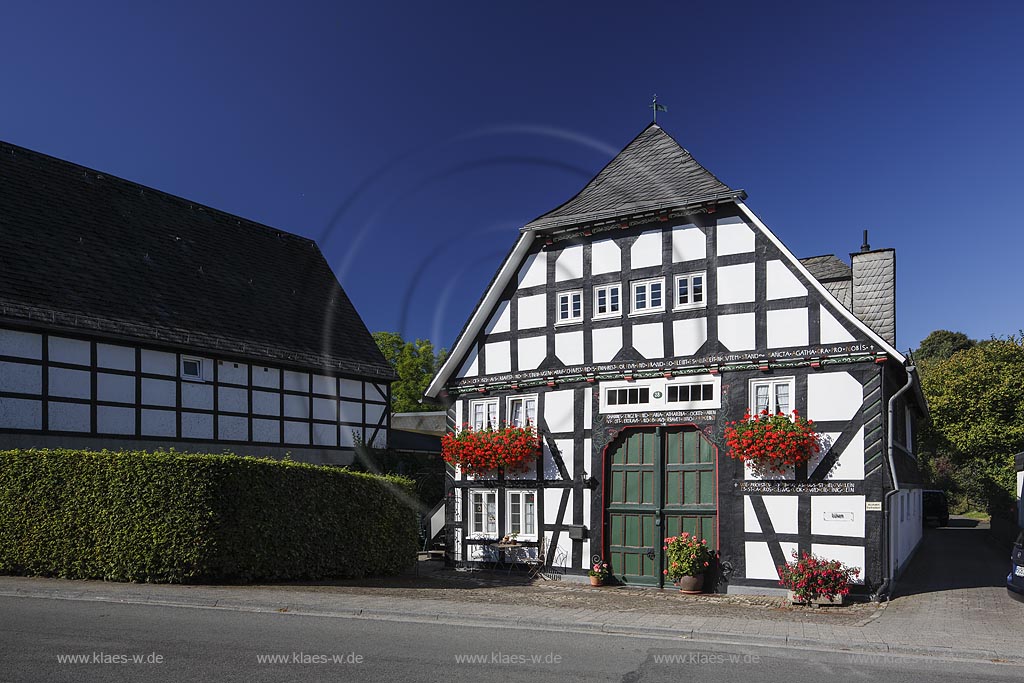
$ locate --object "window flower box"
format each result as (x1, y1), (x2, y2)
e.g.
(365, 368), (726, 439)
(442, 424), (541, 477)
(724, 409), (821, 476)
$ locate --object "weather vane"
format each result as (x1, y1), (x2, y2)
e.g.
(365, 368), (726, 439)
(649, 94), (668, 123)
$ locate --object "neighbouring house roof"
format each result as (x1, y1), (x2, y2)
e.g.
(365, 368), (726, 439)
(391, 411), (447, 436)
(800, 254), (852, 282)
(523, 123), (745, 232)
(0, 141), (394, 379)
(388, 429), (441, 454)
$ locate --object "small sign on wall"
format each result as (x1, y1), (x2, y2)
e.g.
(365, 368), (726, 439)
(866, 501), (882, 511)
(823, 511), (855, 522)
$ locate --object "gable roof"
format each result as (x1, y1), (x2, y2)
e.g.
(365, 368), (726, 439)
(0, 141), (393, 379)
(523, 123), (745, 232)
(800, 254), (852, 282)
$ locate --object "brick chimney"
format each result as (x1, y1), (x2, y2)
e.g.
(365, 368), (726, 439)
(850, 230), (896, 347)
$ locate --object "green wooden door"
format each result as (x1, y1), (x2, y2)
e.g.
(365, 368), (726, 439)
(606, 426), (716, 586)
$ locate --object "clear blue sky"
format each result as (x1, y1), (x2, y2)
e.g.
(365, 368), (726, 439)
(2, 1), (1021, 354)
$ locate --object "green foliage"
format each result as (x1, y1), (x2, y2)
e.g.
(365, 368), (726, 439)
(915, 329), (976, 362)
(918, 334), (1024, 517)
(0, 449), (419, 582)
(373, 331), (447, 413)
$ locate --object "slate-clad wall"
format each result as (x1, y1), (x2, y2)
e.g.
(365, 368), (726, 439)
(851, 249), (896, 347)
(0, 325), (388, 463)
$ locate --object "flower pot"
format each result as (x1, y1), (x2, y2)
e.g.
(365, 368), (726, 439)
(589, 576), (604, 586)
(673, 574), (704, 594)
(787, 590), (842, 606)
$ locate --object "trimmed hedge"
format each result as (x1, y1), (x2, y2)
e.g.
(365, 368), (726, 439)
(0, 449), (419, 583)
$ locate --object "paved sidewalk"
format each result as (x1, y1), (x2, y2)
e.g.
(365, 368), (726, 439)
(1, 558), (1020, 666)
(2, 517), (1020, 666)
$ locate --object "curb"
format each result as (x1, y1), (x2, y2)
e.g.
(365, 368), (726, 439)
(3, 586), (1023, 666)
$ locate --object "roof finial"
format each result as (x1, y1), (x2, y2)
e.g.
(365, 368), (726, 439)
(649, 94), (668, 123)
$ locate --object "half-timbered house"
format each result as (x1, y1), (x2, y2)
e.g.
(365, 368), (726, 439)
(425, 123), (927, 596)
(0, 141), (392, 464)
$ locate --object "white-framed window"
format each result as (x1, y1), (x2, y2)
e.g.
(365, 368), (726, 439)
(749, 377), (795, 415)
(468, 398), (499, 431)
(556, 290), (583, 324)
(666, 380), (715, 407)
(507, 490), (537, 538)
(180, 356), (203, 381)
(606, 386), (650, 407)
(469, 489), (498, 536)
(593, 283), (622, 319)
(674, 272), (706, 309)
(599, 375), (720, 414)
(630, 277), (664, 315)
(507, 394), (537, 428)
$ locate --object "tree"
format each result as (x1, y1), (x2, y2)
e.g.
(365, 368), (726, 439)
(915, 330), (975, 362)
(373, 331), (447, 413)
(918, 334), (1024, 515)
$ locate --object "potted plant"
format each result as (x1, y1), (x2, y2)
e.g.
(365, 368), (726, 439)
(723, 409), (821, 476)
(588, 561), (610, 586)
(441, 423), (541, 477)
(663, 533), (714, 593)
(777, 550), (860, 606)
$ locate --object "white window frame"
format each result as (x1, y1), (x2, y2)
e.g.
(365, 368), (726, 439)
(665, 379), (719, 409)
(556, 289), (584, 325)
(469, 489), (498, 537)
(599, 375), (720, 414)
(630, 277), (665, 316)
(593, 283), (622, 320)
(749, 377), (796, 415)
(600, 381), (653, 414)
(506, 394), (538, 428)
(467, 397), (499, 431)
(674, 272), (707, 310)
(506, 489), (537, 539)
(180, 356), (204, 381)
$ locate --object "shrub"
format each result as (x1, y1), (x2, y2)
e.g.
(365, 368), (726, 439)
(0, 449), (419, 583)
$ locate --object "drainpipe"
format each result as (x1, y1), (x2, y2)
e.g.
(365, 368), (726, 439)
(875, 364), (917, 601)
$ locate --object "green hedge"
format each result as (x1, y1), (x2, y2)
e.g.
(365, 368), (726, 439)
(0, 449), (419, 583)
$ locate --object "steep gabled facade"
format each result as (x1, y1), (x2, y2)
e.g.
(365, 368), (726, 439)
(426, 124), (927, 595)
(0, 141), (393, 464)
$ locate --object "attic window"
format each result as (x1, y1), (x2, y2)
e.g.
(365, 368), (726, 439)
(181, 357), (203, 381)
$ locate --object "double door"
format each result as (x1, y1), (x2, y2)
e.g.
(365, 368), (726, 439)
(605, 426), (717, 586)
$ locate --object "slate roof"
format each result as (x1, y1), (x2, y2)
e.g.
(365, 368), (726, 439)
(800, 254), (852, 282)
(0, 141), (394, 379)
(523, 123), (744, 232)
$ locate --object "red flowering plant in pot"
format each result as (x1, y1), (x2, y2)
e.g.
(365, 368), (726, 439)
(663, 532), (714, 594)
(723, 409), (821, 477)
(441, 423), (542, 477)
(777, 550), (860, 605)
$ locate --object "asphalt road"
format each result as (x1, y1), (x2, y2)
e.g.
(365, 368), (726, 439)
(2, 596), (1020, 683)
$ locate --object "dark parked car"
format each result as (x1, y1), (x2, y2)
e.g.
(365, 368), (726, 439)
(1009, 530), (1024, 603)
(922, 489), (950, 527)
